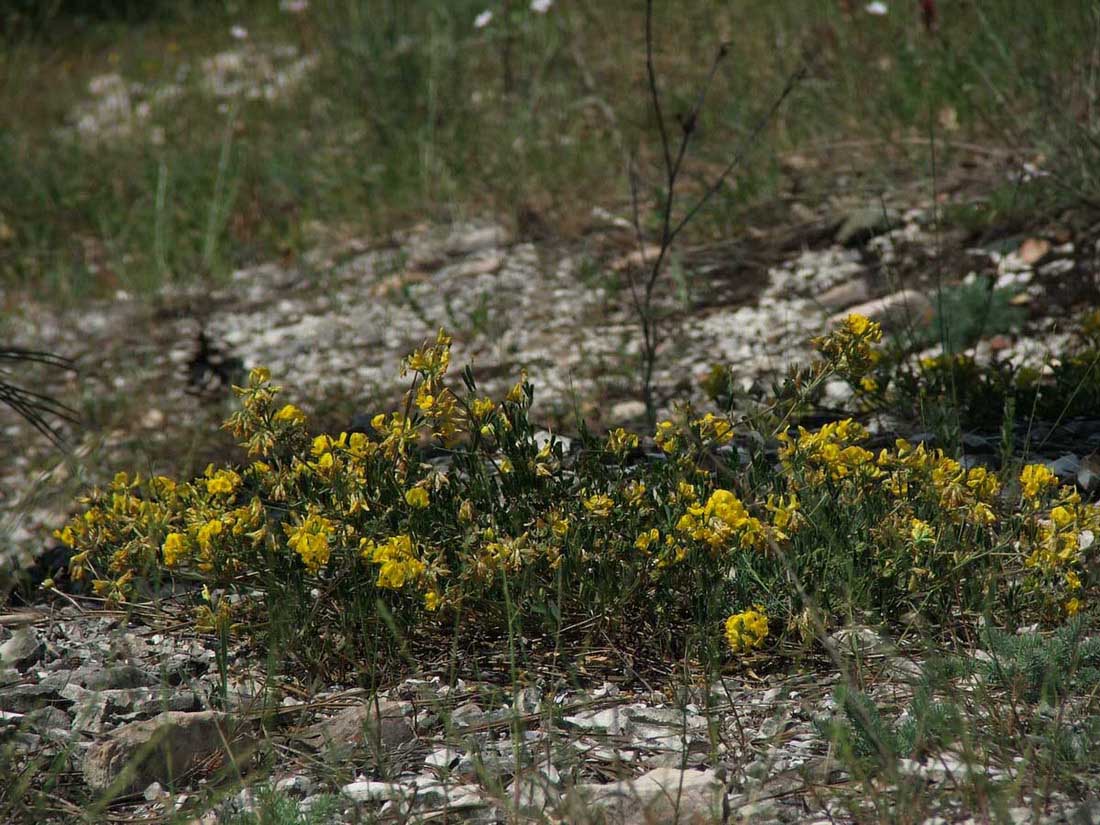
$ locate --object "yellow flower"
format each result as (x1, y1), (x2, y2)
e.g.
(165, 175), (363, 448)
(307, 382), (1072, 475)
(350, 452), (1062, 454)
(1066, 570), (1082, 591)
(285, 514), (334, 573)
(362, 534), (425, 589)
(1066, 597), (1081, 616)
(205, 467), (241, 496)
(471, 397), (495, 419)
(606, 427), (640, 455)
(1020, 464), (1057, 500)
(273, 404), (306, 425)
(725, 607), (769, 654)
(860, 376), (879, 393)
(162, 532), (188, 568)
(197, 519), (224, 552)
(693, 413), (733, 445)
(634, 528), (660, 551)
(655, 420), (678, 454)
(583, 493), (614, 518)
(909, 518), (935, 549)
(424, 590), (442, 611)
(405, 487), (430, 509)
(506, 371), (528, 404)
(54, 525), (76, 548)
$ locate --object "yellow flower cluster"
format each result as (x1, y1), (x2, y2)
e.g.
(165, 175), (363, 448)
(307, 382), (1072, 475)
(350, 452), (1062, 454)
(693, 412), (734, 445)
(1021, 489), (1099, 615)
(1020, 463), (1058, 502)
(403, 329), (453, 377)
(879, 439), (999, 525)
(361, 534), (425, 589)
(812, 313), (882, 378)
(285, 514), (335, 573)
(677, 489), (767, 551)
(779, 419), (878, 484)
(273, 403), (307, 425)
(606, 427), (639, 455)
(725, 606), (769, 653)
(583, 493), (614, 518)
(205, 467), (242, 495)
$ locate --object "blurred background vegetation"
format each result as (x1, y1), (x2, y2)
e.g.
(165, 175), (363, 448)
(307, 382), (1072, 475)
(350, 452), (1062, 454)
(0, 0), (1097, 300)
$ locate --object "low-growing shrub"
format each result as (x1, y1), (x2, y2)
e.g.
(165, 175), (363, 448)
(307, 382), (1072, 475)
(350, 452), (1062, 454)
(54, 317), (1100, 678)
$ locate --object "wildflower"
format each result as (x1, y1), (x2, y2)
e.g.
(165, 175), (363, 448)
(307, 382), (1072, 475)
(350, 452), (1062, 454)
(362, 534), (424, 589)
(965, 466), (999, 502)
(273, 404), (306, 425)
(725, 607), (769, 654)
(606, 427), (639, 455)
(767, 494), (801, 537)
(812, 314), (883, 379)
(197, 519), (224, 553)
(285, 514), (334, 573)
(693, 413), (733, 445)
(54, 525), (75, 547)
(162, 532), (188, 568)
(677, 489), (766, 551)
(655, 420), (678, 454)
(634, 528), (660, 551)
(404, 330), (452, 377)
(405, 487), (430, 509)
(1066, 597), (1081, 617)
(424, 590), (442, 611)
(623, 480), (646, 507)
(1020, 464), (1057, 501)
(583, 493), (614, 518)
(506, 371), (528, 404)
(205, 466), (241, 496)
(909, 518), (935, 549)
(474, 9), (493, 28)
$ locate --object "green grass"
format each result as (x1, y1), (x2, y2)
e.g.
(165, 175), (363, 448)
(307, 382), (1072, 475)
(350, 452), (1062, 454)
(1, 0), (1098, 298)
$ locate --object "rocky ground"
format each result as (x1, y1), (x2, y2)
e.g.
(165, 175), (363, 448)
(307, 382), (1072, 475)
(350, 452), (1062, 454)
(3, 192), (1100, 822)
(2, 601), (1099, 824)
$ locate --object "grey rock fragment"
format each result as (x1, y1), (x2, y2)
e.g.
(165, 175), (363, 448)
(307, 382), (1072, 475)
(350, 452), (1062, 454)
(829, 289), (934, 334)
(82, 710), (250, 795)
(573, 767), (725, 825)
(0, 627), (44, 669)
(835, 205), (900, 247)
(300, 698), (415, 759)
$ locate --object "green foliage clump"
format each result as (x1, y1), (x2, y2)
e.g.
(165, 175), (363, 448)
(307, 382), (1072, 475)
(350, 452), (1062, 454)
(854, 308), (1100, 433)
(54, 317), (1100, 676)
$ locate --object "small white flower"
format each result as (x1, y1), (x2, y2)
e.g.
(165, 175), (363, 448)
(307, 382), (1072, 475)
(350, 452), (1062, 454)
(474, 10), (493, 28)
(230, 24), (249, 40)
(864, 2), (888, 15)
(530, 0), (552, 12)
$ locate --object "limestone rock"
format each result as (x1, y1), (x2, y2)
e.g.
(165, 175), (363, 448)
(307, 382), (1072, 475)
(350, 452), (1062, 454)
(82, 710), (250, 795)
(0, 627), (44, 669)
(835, 205), (900, 247)
(300, 698), (415, 759)
(828, 289), (934, 334)
(574, 767), (725, 825)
